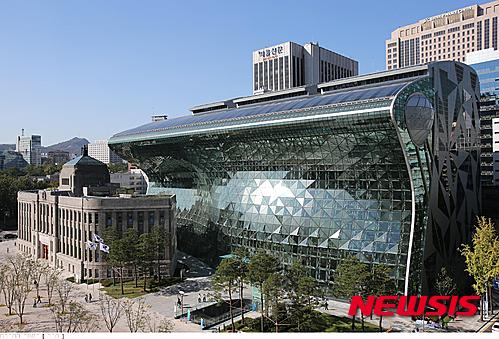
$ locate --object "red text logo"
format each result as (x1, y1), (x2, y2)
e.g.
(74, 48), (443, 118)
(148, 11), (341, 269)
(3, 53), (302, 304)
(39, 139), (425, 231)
(348, 296), (480, 317)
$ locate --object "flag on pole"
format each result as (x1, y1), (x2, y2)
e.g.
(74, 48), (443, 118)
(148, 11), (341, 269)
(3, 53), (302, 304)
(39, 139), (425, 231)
(92, 234), (104, 243)
(99, 242), (110, 253)
(85, 240), (97, 250)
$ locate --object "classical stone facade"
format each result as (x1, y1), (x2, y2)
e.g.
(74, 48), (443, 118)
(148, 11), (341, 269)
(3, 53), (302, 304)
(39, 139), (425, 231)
(17, 151), (177, 282)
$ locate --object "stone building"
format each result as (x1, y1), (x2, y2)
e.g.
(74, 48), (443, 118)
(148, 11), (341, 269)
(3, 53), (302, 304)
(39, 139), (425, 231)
(17, 148), (177, 282)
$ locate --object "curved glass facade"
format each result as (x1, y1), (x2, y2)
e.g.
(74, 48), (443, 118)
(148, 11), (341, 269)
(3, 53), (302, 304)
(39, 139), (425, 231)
(109, 62), (481, 295)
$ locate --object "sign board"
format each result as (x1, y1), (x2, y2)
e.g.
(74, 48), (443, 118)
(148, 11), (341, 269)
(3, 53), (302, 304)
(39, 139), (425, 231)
(253, 43), (289, 63)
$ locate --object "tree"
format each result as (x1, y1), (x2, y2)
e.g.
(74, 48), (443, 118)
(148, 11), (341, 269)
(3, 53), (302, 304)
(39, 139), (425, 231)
(333, 255), (368, 331)
(285, 261), (319, 331)
(248, 251), (280, 332)
(108, 237), (129, 295)
(147, 317), (174, 332)
(0, 263), (15, 316)
(32, 262), (48, 301)
(8, 254), (37, 324)
(151, 226), (167, 281)
(365, 264), (396, 332)
(50, 301), (100, 332)
(460, 217), (499, 320)
(233, 247), (249, 325)
(435, 267), (457, 296)
(55, 280), (74, 314)
(262, 272), (287, 332)
(213, 258), (239, 332)
(123, 229), (140, 287)
(99, 296), (124, 333)
(122, 298), (151, 332)
(43, 266), (61, 305)
(138, 232), (156, 291)
(108, 163), (128, 174)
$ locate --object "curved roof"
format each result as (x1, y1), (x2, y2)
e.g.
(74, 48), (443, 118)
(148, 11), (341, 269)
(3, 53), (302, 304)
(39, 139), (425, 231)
(64, 155), (106, 167)
(110, 80), (416, 144)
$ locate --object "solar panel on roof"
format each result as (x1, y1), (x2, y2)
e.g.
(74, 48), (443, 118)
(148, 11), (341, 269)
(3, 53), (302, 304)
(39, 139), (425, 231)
(112, 81), (413, 139)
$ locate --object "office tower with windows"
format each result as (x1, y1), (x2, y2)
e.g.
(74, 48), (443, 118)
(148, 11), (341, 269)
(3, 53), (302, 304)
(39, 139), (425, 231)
(466, 48), (499, 229)
(467, 48), (499, 187)
(252, 42), (358, 95)
(87, 139), (124, 164)
(386, 1), (499, 70)
(16, 130), (42, 166)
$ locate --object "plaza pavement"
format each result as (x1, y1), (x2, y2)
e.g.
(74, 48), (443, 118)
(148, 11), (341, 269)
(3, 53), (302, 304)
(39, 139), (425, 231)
(0, 237), (489, 333)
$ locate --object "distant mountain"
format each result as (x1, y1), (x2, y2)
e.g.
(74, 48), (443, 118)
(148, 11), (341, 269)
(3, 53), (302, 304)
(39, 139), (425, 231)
(42, 137), (89, 156)
(0, 144), (15, 152)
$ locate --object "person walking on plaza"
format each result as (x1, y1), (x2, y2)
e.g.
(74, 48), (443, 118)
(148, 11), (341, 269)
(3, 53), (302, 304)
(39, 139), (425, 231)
(88, 293), (92, 302)
(85, 295), (88, 303)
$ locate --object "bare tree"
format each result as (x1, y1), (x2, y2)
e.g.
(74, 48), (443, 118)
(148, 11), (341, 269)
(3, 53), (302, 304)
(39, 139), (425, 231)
(0, 263), (15, 315)
(55, 280), (74, 313)
(99, 296), (123, 332)
(50, 301), (100, 332)
(32, 262), (47, 301)
(8, 254), (37, 324)
(43, 266), (61, 305)
(122, 298), (151, 332)
(147, 316), (173, 333)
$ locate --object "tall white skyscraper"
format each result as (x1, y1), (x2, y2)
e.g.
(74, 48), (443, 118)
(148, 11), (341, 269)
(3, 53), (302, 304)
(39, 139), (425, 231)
(16, 130), (42, 166)
(87, 140), (123, 164)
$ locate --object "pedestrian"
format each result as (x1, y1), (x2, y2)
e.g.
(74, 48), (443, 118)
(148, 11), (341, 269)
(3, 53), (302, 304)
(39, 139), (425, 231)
(324, 301), (328, 310)
(198, 294), (201, 304)
(37, 295), (41, 304)
(84, 295), (88, 303)
(33, 298), (37, 308)
(202, 294), (206, 303)
(88, 293), (92, 302)
(6, 247), (9, 253)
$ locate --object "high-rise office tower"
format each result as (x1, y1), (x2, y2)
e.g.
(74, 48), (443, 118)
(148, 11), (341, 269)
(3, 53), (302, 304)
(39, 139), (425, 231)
(252, 42), (358, 94)
(87, 140), (124, 165)
(467, 48), (499, 187)
(386, 1), (499, 70)
(16, 129), (42, 166)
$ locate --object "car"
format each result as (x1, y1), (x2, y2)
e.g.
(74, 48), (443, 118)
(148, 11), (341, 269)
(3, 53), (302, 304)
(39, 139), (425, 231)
(3, 234), (17, 239)
(492, 321), (499, 333)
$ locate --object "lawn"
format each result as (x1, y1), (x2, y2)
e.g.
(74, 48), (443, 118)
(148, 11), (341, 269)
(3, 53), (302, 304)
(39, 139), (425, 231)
(101, 280), (149, 298)
(225, 310), (381, 332)
(101, 277), (183, 299)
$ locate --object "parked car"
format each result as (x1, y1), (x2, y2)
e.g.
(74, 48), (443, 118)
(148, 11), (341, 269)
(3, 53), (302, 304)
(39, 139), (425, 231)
(492, 321), (499, 333)
(3, 234), (17, 239)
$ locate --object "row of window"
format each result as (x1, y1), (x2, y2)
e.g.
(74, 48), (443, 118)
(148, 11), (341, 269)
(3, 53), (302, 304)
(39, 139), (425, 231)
(254, 56), (289, 92)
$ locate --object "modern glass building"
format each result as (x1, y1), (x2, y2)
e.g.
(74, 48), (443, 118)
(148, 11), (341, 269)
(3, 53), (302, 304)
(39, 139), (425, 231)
(467, 48), (499, 187)
(109, 61), (480, 295)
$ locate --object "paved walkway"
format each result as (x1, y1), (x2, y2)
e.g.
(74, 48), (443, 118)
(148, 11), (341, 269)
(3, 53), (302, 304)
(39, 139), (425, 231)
(0, 239), (490, 333)
(0, 240), (200, 332)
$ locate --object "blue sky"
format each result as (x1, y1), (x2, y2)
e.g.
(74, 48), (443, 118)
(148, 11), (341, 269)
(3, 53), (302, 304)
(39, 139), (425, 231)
(0, 0), (478, 145)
